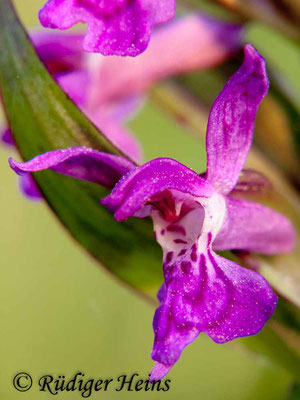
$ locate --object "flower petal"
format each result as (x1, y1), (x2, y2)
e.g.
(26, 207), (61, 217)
(31, 31), (84, 74)
(19, 174), (43, 200)
(39, 0), (176, 56)
(151, 244), (277, 373)
(87, 14), (243, 105)
(149, 363), (172, 382)
(204, 251), (277, 343)
(1, 128), (15, 146)
(151, 0), (175, 25)
(101, 158), (214, 221)
(214, 197), (296, 254)
(9, 147), (135, 189)
(56, 69), (90, 106)
(39, 0), (82, 30)
(205, 44), (269, 194)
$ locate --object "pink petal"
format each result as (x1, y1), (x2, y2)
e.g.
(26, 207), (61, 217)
(88, 14), (243, 105)
(39, 0), (84, 30)
(9, 147), (135, 189)
(31, 30), (84, 74)
(214, 197), (296, 254)
(205, 44), (269, 194)
(204, 251), (277, 343)
(56, 69), (90, 106)
(149, 363), (172, 382)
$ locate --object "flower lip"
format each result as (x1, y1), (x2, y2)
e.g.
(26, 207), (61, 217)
(149, 223), (278, 378)
(39, 0), (176, 56)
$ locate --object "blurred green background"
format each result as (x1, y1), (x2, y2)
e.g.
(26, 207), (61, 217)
(0, 0), (297, 399)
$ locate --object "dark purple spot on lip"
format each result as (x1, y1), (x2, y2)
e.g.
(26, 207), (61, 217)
(207, 232), (213, 247)
(174, 239), (187, 244)
(191, 253), (197, 262)
(167, 225), (186, 235)
(191, 244), (198, 262)
(178, 249), (187, 256)
(161, 229), (165, 235)
(181, 261), (192, 274)
(165, 251), (173, 264)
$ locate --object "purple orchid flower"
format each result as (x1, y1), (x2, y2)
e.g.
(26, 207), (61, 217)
(9, 45), (296, 378)
(2, 15), (243, 199)
(87, 14), (243, 106)
(39, 0), (176, 56)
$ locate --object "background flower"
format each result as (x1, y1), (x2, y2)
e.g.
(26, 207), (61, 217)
(39, 0), (176, 56)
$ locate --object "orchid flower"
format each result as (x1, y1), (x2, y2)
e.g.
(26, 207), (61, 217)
(2, 15), (243, 199)
(9, 45), (296, 378)
(39, 0), (176, 56)
(86, 14), (243, 107)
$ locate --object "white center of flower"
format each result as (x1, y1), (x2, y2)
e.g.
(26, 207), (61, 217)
(151, 191), (226, 256)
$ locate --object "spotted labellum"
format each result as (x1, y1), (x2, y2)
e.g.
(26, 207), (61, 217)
(39, 0), (176, 56)
(9, 45), (295, 379)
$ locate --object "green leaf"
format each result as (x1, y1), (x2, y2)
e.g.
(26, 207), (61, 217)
(0, 0), (162, 296)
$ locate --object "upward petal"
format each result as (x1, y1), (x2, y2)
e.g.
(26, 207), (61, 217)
(9, 147), (135, 189)
(214, 197), (296, 254)
(101, 158), (214, 221)
(205, 44), (269, 194)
